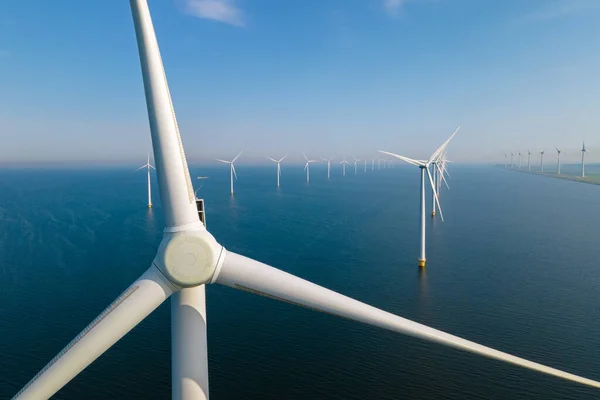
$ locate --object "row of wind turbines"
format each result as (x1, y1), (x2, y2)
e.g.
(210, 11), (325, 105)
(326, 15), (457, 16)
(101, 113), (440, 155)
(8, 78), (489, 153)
(19, 2), (600, 398)
(504, 141), (588, 177)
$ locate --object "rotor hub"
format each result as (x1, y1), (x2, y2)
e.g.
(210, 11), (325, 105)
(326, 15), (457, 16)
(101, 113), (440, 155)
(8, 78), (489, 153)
(154, 229), (223, 287)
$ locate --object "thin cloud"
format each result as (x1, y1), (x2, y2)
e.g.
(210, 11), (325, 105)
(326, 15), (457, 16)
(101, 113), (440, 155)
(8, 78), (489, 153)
(183, 0), (245, 27)
(520, 0), (600, 21)
(383, 0), (409, 17)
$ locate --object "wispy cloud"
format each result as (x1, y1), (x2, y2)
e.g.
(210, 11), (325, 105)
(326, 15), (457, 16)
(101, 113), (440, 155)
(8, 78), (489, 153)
(383, 0), (410, 17)
(182, 0), (245, 27)
(520, 0), (600, 21)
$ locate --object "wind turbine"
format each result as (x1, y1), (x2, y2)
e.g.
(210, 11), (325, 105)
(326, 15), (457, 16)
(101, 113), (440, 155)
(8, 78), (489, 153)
(518, 151), (522, 169)
(371, 159), (375, 171)
(364, 159), (367, 172)
(377, 158), (382, 170)
(581, 142), (587, 178)
(321, 157), (334, 179)
(353, 156), (361, 175)
(431, 161), (438, 217)
(510, 152), (514, 168)
(380, 127), (460, 268)
(527, 150), (531, 171)
(13, 3), (600, 399)
(135, 152), (155, 208)
(340, 156), (349, 176)
(555, 147), (562, 175)
(267, 155), (287, 187)
(503, 153), (508, 168)
(303, 153), (317, 183)
(540, 150), (545, 172)
(216, 151), (242, 195)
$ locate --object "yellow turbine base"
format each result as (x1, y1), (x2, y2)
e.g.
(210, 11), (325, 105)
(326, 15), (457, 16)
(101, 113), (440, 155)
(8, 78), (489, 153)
(431, 211), (436, 216)
(418, 259), (426, 268)
(148, 204), (152, 208)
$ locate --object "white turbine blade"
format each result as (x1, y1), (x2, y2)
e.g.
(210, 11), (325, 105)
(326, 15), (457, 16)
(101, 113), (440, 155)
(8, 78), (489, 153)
(378, 151), (423, 167)
(214, 252), (600, 390)
(215, 159), (230, 164)
(134, 165), (146, 172)
(304, 162), (308, 171)
(303, 153), (309, 162)
(279, 154), (288, 162)
(232, 164), (238, 180)
(13, 265), (175, 399)
(267, 157), (278, 163)
(149, 164), (156, 170)
(232, 151), (243, 163)
(130, 0), (198, 229)
(428, 126), (460, 163)
(437, 165), (450, 190)
(426, 167), (444, 222)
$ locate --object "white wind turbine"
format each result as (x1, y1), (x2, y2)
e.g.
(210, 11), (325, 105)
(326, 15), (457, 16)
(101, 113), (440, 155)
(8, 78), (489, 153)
(380, 127), (460, 268)
(364, 159), (367, 172)
(371, 159), (375, 171)
(527, 149), (531, 171)
(518, 151), (522, 169)
(216, 151), (242, 195)
(135, 152), (155, 208)
(510, 152), (514, 168)
(340, 156), (349, 176)
(267, 155), (287, 187)
(581, 141), (587, 178)
(540, 150), (545, 172)
(321, 157), (334, 179)
(503, 153), (508, 168)
(13, 3), (600, 399)
(303, 153), (317, 183)
(555, 146), (562, 174)
(353, 156), (361, 174)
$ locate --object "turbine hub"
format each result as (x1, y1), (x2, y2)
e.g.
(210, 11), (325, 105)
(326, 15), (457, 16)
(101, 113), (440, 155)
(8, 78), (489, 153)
(153, 229), (223, 287)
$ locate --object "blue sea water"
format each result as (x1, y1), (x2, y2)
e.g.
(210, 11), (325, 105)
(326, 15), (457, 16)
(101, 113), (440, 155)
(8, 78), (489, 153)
(1, 164), (600, 399)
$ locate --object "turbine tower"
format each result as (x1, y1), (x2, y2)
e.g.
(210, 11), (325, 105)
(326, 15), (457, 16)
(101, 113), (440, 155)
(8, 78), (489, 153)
(540, 150), (545, 172)
(364, 159), (367, 172)
(303, 153), (317, 183)
(135, 152), (155, 208)
(216, 151), (242, 195)
(340, 157), (349, 176)
(12, 2), (600, 399)
(371, 159), (375, 171)
(510, 152), (514, 168)
(267, 155), (287, 187)
(518, 151), (522, 169)
(555, 147), (562, 175)
(527, 150), (531, 171)
(581, 141), (587, 178)
(353, 156), (360, 175)
(380, 126), (460, 268)
(503, 153), (508, 168)
(321, 157), (334, 179)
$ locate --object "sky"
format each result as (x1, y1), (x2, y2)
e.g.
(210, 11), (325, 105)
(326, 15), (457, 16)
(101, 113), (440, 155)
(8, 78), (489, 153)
(0, 0), (599, 164)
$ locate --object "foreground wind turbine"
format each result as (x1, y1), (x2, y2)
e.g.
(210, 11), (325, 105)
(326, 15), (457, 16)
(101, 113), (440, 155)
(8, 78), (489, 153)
(380, 127), (459, 268)
(135, 152), (155, 208)
(267, 155), (287, 187)
(340, 156), (349, 176)
(581, 141), (587, 178)
(555, 147), (562, 175)
(540, 150), (545, 172)
(303, 153), (317, 183)
(216, 151), (242, 195)
(527, 150), (531, 171)
(353, 156), (360, 175)
(13, 3), (600, 399)
(321, 157), (334, 179)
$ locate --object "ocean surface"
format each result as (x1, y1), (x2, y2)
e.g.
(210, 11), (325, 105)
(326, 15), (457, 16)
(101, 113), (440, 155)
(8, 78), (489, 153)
(1, 164), (600, 399)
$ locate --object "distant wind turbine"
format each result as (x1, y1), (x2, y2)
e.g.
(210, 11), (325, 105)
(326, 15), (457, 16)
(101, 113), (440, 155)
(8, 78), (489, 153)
(581, 142), (587, 178)
(135, 152), (155, 208)
(321, 157), (335, 179)
(303, 153), (317, 183)
(527, 150), (531, 171)
(555, 147), (562, 175)
(380, 126), (460, 268)
(371, 159), (375, 171)
(353, 156), (361, 175)
(503, 153), (508, 169)
(216, 151), (242, 195)
(267, 155), (287, 187)
(540, 150), (545, 172)
(518, 151), (522, 169)
(364, 159), (367, 172)
(340, 157), (349, 176)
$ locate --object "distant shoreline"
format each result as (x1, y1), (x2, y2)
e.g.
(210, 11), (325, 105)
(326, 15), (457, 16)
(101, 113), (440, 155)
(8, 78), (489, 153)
(497, 166), (600, 186)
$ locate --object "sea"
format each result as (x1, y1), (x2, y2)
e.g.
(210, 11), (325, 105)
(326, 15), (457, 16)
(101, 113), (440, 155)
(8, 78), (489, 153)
(1, 163), (599, 399)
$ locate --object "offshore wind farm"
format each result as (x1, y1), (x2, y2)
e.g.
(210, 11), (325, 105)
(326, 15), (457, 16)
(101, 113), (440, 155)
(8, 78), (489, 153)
(2, 1), (600, 400)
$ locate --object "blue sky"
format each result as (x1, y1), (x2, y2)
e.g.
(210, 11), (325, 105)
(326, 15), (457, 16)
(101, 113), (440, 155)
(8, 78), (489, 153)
(0, 0), (599, 164)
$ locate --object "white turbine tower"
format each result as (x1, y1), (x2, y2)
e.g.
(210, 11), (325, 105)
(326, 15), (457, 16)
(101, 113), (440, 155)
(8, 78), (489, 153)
(503, 153), (508, 168)
(540, 150), (545, 172)
(371, 159), (375, 171)
(135, 152), (155, 208)
(321, 157), (334, 179)
(380, 127), (460, 268)
(267, 155), (287, 187)
(555, 146), (562, 175)
(377, 158), (382, 170)
(353, 156), (361, 174)
(340, 157), (349, 176)
(518, 151), (522, 169)
(510, 152), (514, 168)
(13, 3), (600, 399)
(303, 153), (317, 183)
(216, 151), (242, 195)
(581, 142), (587, 178)
(527, 150), (531, 171)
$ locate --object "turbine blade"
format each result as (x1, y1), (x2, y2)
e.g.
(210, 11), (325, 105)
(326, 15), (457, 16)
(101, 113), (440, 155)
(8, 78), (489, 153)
(149, 164), (156, 170)
(426, 167), (444, 222)
(267, 157), (278, 163)
(232, 164), (238, 180)
(215, 159), (230, 164)
(134, 165), (146, 172)
(13, 265), (175, 399)
(378, 151), (423, 167)
(232, 151), (243, 163)
(437, 165), (450, 190)
(279, 154), (288, 162)
(130, 0), (198, 229)
(303, 153), (309, 162)
(214, 252), (600, 390)
(428, 126), (460, 163)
